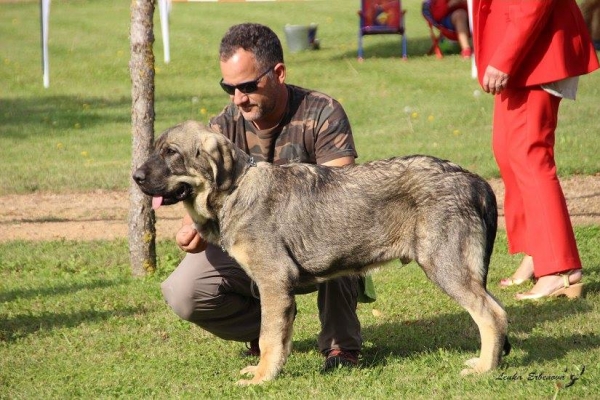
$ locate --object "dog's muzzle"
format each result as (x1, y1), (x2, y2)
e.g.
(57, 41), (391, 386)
(132, 168), (193, 209)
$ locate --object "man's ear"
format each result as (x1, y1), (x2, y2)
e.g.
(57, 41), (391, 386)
(273, 62), (286, 84)
(199, 133), (235, 191)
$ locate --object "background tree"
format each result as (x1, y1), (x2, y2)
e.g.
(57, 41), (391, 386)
(128, 0), (157, 276)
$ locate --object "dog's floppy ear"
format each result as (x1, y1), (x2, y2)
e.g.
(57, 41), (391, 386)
(198, 133), (235, 191)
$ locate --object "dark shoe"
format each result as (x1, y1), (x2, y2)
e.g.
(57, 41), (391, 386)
(243, 338), (260, 357)
(322, 349), (359, 371)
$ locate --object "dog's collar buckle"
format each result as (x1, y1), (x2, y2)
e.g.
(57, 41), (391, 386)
(248, 157), (257, 168)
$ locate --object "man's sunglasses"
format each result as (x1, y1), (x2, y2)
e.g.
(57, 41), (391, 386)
(219, 66), (274, 95)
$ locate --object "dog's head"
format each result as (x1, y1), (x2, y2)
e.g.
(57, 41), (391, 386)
(132, 121), (239, 217)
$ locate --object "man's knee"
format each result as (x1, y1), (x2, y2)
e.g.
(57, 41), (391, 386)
(160, 251), (226, 322)
(161, 279), (197, 321)
(161, 274), (261, 341)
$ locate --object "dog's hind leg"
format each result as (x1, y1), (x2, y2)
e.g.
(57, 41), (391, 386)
(420, 259), (508, 376)
(457, 289), (508, 375)
(237, 281), (296, 385)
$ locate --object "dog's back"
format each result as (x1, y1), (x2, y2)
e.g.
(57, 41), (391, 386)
(220, 154), (497, 285)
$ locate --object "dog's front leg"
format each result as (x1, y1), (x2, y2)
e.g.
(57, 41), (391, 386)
(237, 281), (295, 385)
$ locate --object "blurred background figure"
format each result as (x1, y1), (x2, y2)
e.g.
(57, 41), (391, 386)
(581, 0), (600, 50)
(428, 0), (472, 58)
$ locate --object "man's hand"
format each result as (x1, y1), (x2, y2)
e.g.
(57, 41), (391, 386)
(482, 65), (510, 95)
(176, 218), (207, 253)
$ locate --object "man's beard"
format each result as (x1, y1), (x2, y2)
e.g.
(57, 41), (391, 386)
(240, 98), (275, 122)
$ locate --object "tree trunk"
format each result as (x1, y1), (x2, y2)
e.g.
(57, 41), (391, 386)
(128, 0), (156, 276)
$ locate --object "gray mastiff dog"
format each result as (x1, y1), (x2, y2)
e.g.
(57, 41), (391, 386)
(133, 120), (510, 385)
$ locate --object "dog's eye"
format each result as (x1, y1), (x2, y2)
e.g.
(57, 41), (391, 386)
(163, 147), (177, 156)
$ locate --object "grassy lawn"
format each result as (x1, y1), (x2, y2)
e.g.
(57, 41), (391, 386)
(1, 229), (600, 399)
(1, 0), (599, 194)
(1, 0), (599, 398)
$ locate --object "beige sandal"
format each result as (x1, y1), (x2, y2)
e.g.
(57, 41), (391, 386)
(499, 277), (531, 288)
(500, 255), (534, 288)
(516, 271), (583, 300)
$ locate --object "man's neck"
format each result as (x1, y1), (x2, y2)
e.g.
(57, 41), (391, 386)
(252, 86), (289, 131)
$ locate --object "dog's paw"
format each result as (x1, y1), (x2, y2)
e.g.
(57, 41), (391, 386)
(463, 357), (479, 369)
(460, 358), (481, 376)
(236, 369), (267, 386)
(460, 367), (478, 376)
(236, 378), (256, 386)
(240, 365), (258, 376)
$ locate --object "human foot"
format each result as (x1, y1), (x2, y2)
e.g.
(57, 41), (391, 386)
(516, 269), (583, 300)
(500, 255), (534, 288)
(322, 349), (359, 372)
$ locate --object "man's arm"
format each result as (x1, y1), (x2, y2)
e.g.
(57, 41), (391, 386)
(322, 156), (355, 167)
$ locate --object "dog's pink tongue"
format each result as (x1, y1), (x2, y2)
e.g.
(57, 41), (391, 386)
(152, 196), (163, 210)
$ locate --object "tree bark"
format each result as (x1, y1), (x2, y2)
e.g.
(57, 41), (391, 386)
(128, 0), (156, 276)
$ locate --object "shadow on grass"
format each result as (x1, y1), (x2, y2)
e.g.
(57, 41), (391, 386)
(336, 36), (442, 61)
(0, 277), (128, 303)
(291, 293), (598, 369)
(0, 277), (139, 343)
(0, 96), (130, 137)
(291, 308), (482, 365)
(1, 307), (143, 343)
(0, 92), (224, 139)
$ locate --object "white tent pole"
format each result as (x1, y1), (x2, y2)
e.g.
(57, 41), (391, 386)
(158, 0), (171, 64)
(41, 0), (51, 88)
(467, 0), (477, 79)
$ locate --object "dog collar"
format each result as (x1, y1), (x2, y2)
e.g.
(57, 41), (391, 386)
(248, 156), (257, 167)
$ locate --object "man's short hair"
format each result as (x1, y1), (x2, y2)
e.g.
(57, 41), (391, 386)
(219, 23), (284, 69)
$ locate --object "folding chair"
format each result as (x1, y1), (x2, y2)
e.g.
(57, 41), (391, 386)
(421, 0), (460, 58)
(357, 0), (408, 61)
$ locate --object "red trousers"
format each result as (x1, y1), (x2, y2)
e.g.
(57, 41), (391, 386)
(493, 87), (581, 277)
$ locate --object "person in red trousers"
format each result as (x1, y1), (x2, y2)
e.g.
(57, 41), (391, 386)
(472, 0), (599, 300)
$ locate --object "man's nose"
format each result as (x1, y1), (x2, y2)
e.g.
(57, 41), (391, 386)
(233, 90), (249, 105)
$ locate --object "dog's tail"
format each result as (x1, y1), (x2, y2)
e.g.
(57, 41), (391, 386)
(479, 180), (499, 285)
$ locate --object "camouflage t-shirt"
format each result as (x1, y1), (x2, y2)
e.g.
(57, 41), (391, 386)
(208, 84), (357, 165)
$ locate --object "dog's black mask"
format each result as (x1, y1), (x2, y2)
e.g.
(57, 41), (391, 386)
(132, 145), (194, 209)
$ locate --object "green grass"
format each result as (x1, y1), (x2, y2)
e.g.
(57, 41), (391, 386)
(1, 0), (600, 398)
(1, 228), (600, 399)
(1, 0), (600, 194)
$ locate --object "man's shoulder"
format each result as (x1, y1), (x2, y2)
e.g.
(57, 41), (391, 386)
(288, 84), (336, 102)
(287, 84), (345, 121)
(209, 103), (240, 136)
(210, 103), (238, 122)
